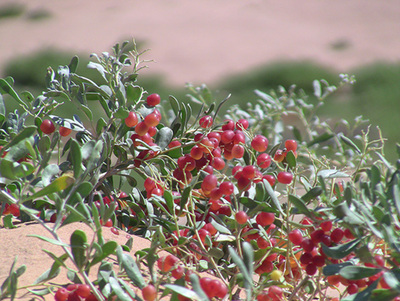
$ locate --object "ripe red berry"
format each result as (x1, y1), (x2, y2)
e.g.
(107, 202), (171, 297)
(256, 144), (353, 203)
(300, 252), (313, 265)
(211, 157), (225, 170)
(285, 139), (298, 152)
(135, 121), (149, 136)
(125, 111), (139, 127)
(344, 228), (355, 239)
(235, 211), (248, 224)
(190, 145), (204, 160)
(312, 255), (325, 267)
(110, 227), (119, 235)
(231, 144), (245, 158)
(257, 153), (272, 169)
(305, 263), (317, 275)
(76, 284), (91, 298)
(251, 135), (268, 152)
(171, 264), (185, 279)
(347, 283), (358, 295)
(236, 119), (249, 130)
(168, 140), (181, 148)
(263, 174), (276, 186)
(242, 165), (257, 179)
(219, 181), (234, 195)
(59, 126), (72, 137)
(199, 115), (213, 128)
(268, 285), (283, 300)
(330, 228), (345, 243)
(256, 212), (275, 227)
(289, 229), (303, 245)
(40, 119), (55, 134)
(144, 112), (160, 127)
(301, 238), (315, 252)
(201, 174), (218, 192)
(277, 171), (293, 184)
(310, 229), (325, 243)
(146, 93), (161, 107)
(222, 119), (235, 131)
(237, 176), (251, 191)
(55, 288), (69, 301)
(142, 284), (157, 301)
(320, 220), (333, 232)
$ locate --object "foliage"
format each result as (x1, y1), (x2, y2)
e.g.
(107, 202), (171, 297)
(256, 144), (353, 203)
(0, 3), (25, 20)
(0, 41), (400, 301)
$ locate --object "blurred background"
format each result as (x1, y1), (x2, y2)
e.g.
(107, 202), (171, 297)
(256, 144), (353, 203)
(1, 0), (399, 159)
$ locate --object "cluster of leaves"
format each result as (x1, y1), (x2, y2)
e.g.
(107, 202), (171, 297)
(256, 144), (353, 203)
(0, 41), (400, 301)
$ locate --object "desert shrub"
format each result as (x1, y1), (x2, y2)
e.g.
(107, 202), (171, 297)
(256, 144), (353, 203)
(0, 41), (399, 301)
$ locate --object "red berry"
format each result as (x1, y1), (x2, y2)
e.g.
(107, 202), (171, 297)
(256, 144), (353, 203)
(300, 252), (313, 265)
(320, 221), (333, 232)
(135, 121), (149, 136)
(347, 283), (358, 295)
(263, 174), (276, 186)
(256, 212), (275, 227)
(277, 171), (293, 184)
(144, 112), (160, 127)
(40, 119), (55, 134)
(203, 223), (217, 235)
(199, 115), (213, 128)
(125, 111), (139, 127)
(221, 130), (235, 144)
(171, 264), (185, 279)
(305, 263), (317, 275)
(274, 149), (285, 162)
(236, 119), (249, 130)
(231, 144), (245, 158)
(301, 238), (315, 252)
(289, 229), (303, 245)
(201, 174), (218, 192)
(310, 229), (325, 243)
(219, 181), (234, 195)
(222, 119), (235, 131)
(211, 157), (225, 170)
(142, 284), (157, 301)
(344, 228), (355, 239)
(330, 228), (344, 243)
(257, 153), (272, 169)
(146, 93), (161, 107)
(55, 288), (69, 301)
(59, 126), (72, 137)
(256, 237), (270, 249)
(241, 165), (257, 179)
(251, 135), (268, 152)
(312, 255), (325, 267)
(285, 139), (298, 152)
(66, 284), (78, 291)
(110, 227), (119, 235)
(235, 211), (248, 224)
(237, 177), (251, 191)
(168, 140), (181, 148)
(233, 131), (246, 144)
(76, 284), (91, 298)
(268, 285), (283, 301)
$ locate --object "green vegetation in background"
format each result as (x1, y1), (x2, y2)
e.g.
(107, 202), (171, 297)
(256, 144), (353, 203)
(26, 8), (52, 21)
(215, 61), (337, 107)
(2, 48), (399, 159)
(0, 3), (25, 19)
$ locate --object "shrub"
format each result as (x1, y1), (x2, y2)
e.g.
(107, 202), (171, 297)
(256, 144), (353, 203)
(0, 41), (399, 301)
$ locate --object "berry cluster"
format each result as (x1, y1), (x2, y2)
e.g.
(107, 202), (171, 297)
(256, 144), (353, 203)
(54, 284), (95, 301)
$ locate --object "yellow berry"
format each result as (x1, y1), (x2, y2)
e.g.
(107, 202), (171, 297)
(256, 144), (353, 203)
(270, 270), (282, 281)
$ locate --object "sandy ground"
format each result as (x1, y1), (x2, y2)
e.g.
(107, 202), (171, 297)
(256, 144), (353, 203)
(1, 0), (400, 87)
(1, 1), (400, 299)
